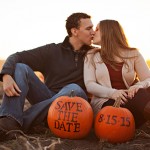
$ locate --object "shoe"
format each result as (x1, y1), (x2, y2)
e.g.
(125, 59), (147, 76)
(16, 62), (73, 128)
(144, 101), (150, 120)
(0, 117), (21, 141)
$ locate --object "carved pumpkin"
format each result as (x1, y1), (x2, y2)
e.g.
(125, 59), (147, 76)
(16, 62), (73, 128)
(94, 98), (135, 143)
(47, 91), (93, 139)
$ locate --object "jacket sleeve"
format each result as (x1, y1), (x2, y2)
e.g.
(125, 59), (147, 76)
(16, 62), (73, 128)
(0, 44), (53, 81)
(134, 51), (150, 88)
(84, 53), (116, 98)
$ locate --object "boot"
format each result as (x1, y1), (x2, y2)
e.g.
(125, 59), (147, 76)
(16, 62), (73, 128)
(0, 117), (21, 141)
(144, 101), (150, 120)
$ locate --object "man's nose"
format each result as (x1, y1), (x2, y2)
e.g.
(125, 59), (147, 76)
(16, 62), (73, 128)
(91, 29), (95, 35)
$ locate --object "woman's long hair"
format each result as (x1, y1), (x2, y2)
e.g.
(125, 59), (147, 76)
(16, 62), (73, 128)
(98, 20), (137, 69)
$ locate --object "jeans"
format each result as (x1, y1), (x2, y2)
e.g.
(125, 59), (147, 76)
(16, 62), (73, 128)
(0, 63), (88, 132)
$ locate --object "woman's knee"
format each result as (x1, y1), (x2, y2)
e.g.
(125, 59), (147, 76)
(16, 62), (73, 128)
(134, 88), (147, 99)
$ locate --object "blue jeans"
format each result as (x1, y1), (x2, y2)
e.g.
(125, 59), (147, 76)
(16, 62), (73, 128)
(0, 63), (88, 132)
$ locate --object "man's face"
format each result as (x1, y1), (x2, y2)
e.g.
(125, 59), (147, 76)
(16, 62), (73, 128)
(75, 18), (94, 46)
(93, 24), (101, 45)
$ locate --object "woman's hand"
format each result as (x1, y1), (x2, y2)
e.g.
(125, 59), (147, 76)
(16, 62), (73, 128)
(3, 74), (21, 97)
(111, 90), (128, 105)
(127, 85), (143, 99)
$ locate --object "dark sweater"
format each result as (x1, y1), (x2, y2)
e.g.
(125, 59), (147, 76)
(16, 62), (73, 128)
(0, 36), (92, 93)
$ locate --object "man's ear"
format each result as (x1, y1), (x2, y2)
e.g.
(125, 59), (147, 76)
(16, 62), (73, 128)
(71, 28), (78, 36)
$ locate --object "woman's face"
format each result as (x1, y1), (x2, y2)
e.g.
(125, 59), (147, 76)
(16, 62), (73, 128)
(93, 24), (101, 45)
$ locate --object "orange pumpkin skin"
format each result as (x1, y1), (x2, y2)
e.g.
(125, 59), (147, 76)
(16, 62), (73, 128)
(95, 106), (135, 143)
(47, 95), (93, 139)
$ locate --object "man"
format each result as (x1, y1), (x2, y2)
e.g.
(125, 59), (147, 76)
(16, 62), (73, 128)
(0, 12), (94, 140)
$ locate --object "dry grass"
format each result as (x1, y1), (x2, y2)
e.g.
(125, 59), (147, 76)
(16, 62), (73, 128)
(0, 120), (149, 150)
(0, 81), (150, 149)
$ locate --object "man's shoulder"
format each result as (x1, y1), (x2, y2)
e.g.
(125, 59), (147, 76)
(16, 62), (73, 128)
(46, 42), (62, 47)
(43, 42), (63, 51)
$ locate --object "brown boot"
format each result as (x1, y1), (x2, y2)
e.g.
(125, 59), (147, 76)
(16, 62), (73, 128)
(0, 117), (21, 141)
(144, 101), (150, 120)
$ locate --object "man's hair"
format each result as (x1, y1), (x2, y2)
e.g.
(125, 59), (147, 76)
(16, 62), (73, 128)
(66, 12), (91, 37)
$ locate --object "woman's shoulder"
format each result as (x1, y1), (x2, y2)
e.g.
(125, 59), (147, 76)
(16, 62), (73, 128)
(124, 49), (141, 58)
(87, 47), (99, 54)
(130, 49), (140, 54)
(87, 48), (102, 61)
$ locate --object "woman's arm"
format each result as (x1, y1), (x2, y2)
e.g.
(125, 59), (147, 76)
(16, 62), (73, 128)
(134, 51), (150, 88)
(84, 53), (116, 98)
(127, 51), (150, 99)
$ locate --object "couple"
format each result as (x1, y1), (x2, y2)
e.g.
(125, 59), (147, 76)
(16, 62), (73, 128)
(0, 12), (150, 141)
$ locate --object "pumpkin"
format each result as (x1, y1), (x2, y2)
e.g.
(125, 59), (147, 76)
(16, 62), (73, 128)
(94, 98), (135, 143)
(47, 90), (93, 139)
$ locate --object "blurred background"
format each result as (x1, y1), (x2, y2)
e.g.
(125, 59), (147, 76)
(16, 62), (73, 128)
(0, 0), (150, 60)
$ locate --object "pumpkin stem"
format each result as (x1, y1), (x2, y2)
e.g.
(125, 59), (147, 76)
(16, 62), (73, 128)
(70, 90), (75, 97)
(113, 97), (121, 108)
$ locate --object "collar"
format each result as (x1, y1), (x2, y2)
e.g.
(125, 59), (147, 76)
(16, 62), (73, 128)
(61, 36), (93, 54)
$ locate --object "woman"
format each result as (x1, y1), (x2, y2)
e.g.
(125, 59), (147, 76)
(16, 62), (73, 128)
(84, 19), (150, 127)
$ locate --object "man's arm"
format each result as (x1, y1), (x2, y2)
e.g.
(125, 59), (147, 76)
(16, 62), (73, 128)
(0, 44), (51, 81)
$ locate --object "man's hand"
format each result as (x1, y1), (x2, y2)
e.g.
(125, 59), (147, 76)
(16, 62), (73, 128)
(3, 74), (21, 97)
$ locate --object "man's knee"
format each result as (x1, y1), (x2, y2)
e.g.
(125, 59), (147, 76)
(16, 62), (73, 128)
(16, 63), (28, 71)
(66, 83), (87, 100)
(66, 83), (83, 92)
(15, 63), (32, 76)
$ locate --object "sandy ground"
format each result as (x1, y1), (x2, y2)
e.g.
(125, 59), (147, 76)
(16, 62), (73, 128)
(0, 121), (149, 150)
(0, 99), (149, 150)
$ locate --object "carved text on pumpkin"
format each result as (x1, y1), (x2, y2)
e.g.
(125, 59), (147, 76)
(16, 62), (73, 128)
(98, 114), (131, 127)
(53, 100), (83, 132)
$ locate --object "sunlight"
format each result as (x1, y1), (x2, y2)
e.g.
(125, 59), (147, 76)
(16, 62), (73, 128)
(0, 0), (150, 61)
(146, 59), (150, 68)
(124, 23), (150, 61)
